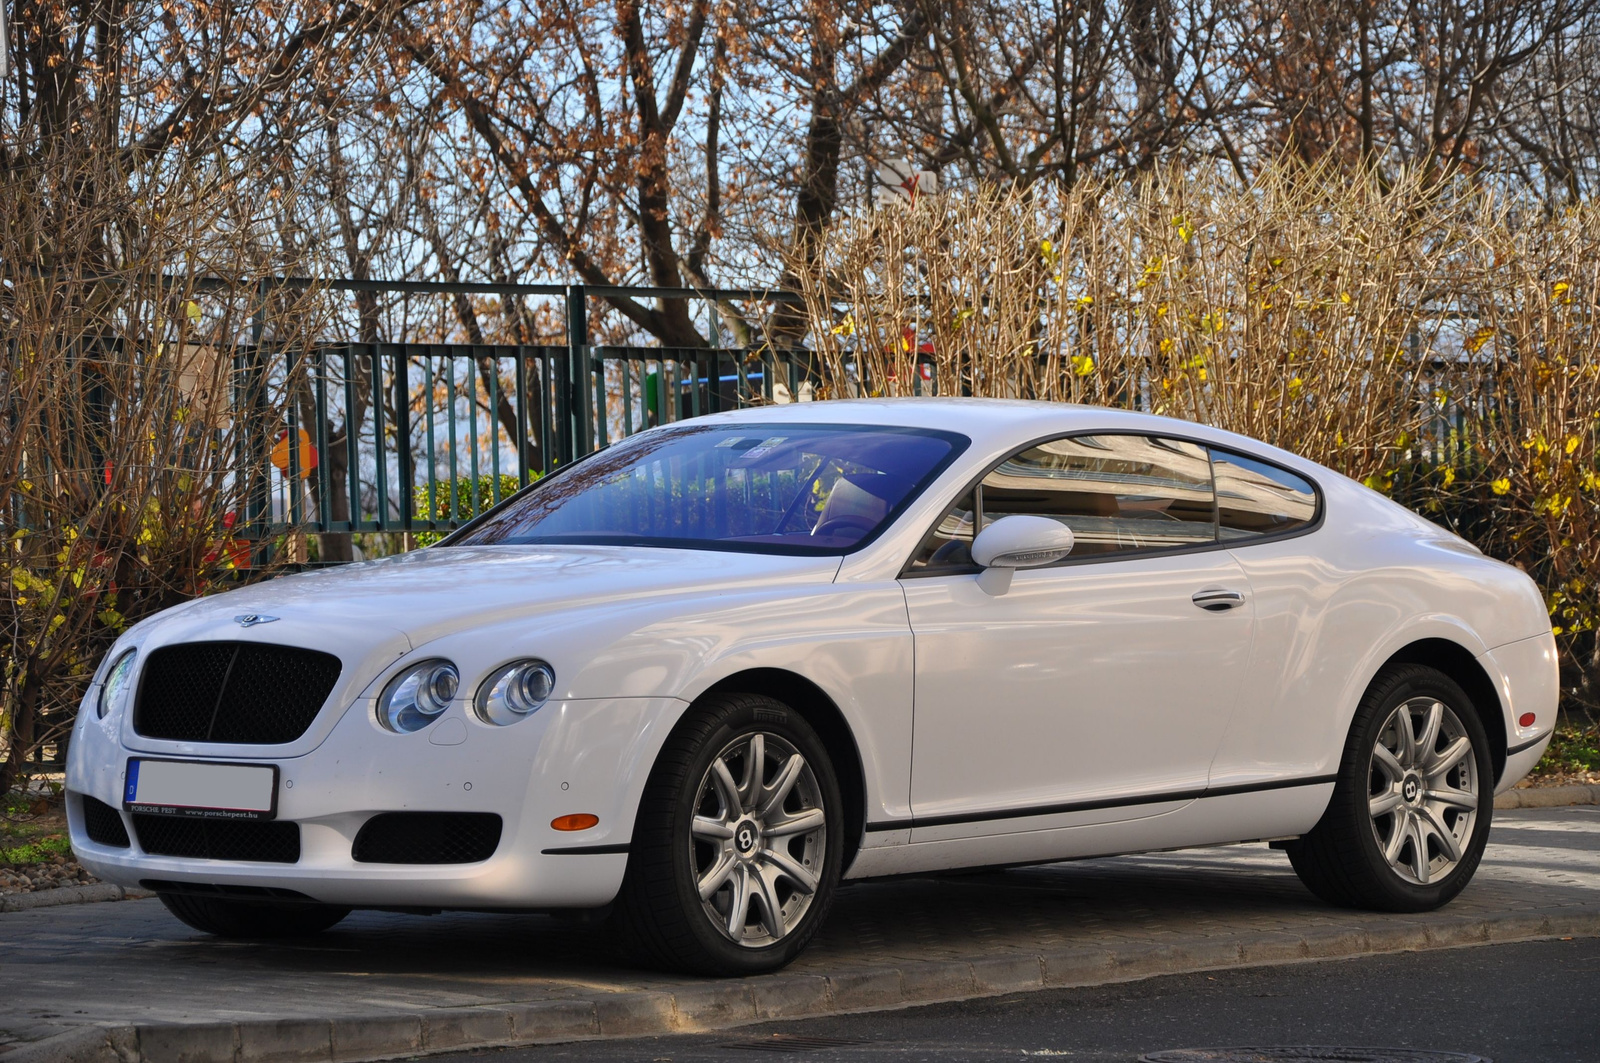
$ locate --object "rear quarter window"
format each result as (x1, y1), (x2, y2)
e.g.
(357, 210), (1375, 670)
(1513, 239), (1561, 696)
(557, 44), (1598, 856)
(1212, 449), (1319, 540)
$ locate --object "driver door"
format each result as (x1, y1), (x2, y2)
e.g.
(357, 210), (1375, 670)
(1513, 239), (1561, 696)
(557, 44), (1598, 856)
(901, 434), (1255, 836)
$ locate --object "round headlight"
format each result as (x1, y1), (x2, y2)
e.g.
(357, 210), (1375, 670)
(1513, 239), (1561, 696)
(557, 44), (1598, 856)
(474, 659), (555, 726)
(98, 650), (137, 720)
(379, 659), (459, 733)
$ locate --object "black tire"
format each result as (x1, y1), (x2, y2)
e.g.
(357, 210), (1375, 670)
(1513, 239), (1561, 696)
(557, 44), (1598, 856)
(610, 692), (844, 975)
(1286, 663), (1495, 912)
(158, 892), (351, 938)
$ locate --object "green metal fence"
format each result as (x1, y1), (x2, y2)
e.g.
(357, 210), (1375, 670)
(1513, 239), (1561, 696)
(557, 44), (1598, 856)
(243, 282), (817, 540)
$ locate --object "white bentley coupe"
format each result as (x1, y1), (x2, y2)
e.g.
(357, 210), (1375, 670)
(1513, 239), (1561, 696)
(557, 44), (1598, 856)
(67, 399), (1556, 975)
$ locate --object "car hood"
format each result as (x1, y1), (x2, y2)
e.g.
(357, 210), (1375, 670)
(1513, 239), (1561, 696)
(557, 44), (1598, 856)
(134, 544), (845, 668)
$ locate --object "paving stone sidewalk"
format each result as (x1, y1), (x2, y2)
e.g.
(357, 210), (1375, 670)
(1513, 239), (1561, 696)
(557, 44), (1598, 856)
(2, 806), (1597, 1063)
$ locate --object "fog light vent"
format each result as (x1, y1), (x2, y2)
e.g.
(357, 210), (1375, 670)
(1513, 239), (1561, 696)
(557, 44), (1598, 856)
(352, 812), (502, 864)
(82, 795), (130, 848)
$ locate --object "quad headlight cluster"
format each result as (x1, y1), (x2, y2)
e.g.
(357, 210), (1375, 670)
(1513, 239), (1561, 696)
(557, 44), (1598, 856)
(378, 658), (554, 734)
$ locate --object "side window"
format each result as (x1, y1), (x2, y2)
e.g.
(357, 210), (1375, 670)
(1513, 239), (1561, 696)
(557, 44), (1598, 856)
(980, 435), (1215, 559)
(907, 488), (977, 571)
(1212, 449), (1318, 540)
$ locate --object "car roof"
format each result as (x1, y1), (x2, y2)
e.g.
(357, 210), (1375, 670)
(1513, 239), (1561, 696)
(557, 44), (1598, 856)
(684, 398), (1324, 477)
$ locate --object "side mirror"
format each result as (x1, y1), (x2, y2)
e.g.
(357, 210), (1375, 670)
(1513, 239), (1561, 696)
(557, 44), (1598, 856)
(970, 515), (1075, 595)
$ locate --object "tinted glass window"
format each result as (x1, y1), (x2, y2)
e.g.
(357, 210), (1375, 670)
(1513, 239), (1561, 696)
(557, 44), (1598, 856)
(979, 435), (1216, 559)
(1213, 449), (1318, 539)
(907, 488), (977, 571)
(450, 423), (965, 555)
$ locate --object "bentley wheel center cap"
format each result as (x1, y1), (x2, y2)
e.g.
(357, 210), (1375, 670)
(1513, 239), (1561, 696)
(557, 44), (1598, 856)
(1403, 775), (1422, 803)
(734, 820), (760, 856)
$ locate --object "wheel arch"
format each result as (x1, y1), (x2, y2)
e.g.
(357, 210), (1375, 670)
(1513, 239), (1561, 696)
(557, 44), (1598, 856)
(695, 668), (867, 872)
(1377, 638), (1508, 785)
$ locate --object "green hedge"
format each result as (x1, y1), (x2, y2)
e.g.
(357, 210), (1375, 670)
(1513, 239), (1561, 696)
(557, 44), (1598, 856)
(412, 474), (529, 546)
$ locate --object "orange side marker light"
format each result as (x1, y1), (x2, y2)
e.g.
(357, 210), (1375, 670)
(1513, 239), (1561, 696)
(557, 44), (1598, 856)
(551, 813), (600, 831)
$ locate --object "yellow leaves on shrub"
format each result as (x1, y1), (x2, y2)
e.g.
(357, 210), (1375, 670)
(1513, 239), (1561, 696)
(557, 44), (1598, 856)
(1070, 354), (1096, 377)
(1464, 326), (1496, 353)
(1136, 256), (1165, 290)
(1492, 477), (1512, 495)
(1441, 467), (1457, 488)
(830, 314), (855, 337)
(1548, 582), (1596, 637)
(1565, 435), (1581, 455)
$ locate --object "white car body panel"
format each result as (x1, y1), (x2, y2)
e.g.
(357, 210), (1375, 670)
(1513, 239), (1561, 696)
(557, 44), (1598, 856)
(902, 549), (1254, 826)
(67, 398), (1557, 912)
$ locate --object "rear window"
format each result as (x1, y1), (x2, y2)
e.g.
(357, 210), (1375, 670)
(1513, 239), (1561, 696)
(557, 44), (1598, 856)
(449, 423), (968, 555)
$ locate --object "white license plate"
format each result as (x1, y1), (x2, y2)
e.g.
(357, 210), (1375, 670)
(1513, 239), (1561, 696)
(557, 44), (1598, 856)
(124, 759), (278, 820)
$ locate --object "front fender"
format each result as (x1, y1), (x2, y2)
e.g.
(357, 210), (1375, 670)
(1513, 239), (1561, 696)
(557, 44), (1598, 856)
(404, 580), (915, 839)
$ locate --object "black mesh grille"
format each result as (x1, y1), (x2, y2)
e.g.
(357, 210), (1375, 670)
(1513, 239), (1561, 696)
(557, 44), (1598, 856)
(81, 795), (131, 848)
(133, 814), (300, 863)
(352, 812), (503, 864)
(133, 642), (341, 744)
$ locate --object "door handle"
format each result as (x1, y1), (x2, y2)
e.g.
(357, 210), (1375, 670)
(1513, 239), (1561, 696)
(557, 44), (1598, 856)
(1192, 588), (1246, 611)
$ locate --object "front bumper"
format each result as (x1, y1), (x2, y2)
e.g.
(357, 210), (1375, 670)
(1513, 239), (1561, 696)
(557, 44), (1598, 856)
(66, 693), (686, 909)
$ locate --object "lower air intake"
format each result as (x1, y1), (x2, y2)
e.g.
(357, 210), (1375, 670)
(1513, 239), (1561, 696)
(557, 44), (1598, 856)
(352, 812), (503, 864)
(81, 795), (131, 848)
(140, 880), (316, 902)
(132, 814), (300, 863)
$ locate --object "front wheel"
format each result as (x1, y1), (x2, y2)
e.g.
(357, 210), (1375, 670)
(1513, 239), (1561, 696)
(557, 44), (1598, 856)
(610, 692), (843, 975)
(1286, 663), (1494, 911)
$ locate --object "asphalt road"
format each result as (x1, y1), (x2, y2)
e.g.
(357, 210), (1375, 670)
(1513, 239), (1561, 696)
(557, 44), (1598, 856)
(4, 806), (1598, 1060)
(457, 937), (1600, 1063)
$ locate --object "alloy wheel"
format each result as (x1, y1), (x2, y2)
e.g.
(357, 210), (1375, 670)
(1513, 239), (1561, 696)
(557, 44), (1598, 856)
(1366, 696), (1480, 886)
(689, 731), (828, 947)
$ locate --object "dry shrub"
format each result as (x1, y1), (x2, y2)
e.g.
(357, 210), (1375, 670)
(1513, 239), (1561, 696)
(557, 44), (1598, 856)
(0, 147), (333, 794)
(1454, 204), (1600, 707)
(791, 164), (1600, 712)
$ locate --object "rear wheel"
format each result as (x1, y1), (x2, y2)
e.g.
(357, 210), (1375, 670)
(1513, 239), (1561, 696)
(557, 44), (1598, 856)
(1286, 663), (1494, 911)
(158, 892), (350, 938)
(610, 692), (843, 975)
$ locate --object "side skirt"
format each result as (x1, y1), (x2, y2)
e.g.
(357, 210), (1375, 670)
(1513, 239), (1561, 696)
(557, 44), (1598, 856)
(846, 779), (1334, 880)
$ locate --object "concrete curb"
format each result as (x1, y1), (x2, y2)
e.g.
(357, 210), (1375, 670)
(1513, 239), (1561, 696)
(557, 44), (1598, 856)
(0, 885), (151, 913)
(1495, 783), (1600, 809)
(7, 906), (1598, 1063)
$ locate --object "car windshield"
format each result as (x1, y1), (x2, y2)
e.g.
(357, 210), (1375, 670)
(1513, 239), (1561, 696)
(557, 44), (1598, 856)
(448, 423), (968, 554)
